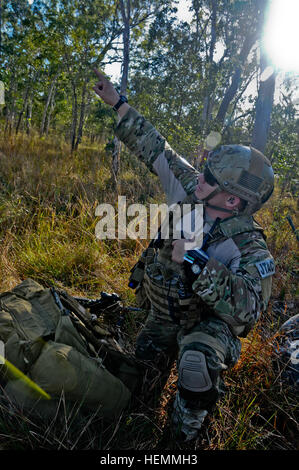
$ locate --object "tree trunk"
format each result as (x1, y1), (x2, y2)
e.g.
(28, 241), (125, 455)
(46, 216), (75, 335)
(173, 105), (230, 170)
(25, 94), (32, 135)
(15, 86), (30, 135)
(71, 81), (78, 152)
(5, 108), (14, 135)
(201, 0), (217, 131)
(120, 1), (130, 96)
(0, 0), (2, 57)
(251, 52), (276, 153)
(74, 77), (89, 151)
(112, 0), (131, 186)
(40, 73), (58, 136)
(193, 0), (200, 53)
(45, 84), (56, 136)
(214, 0), (269, 129)
(215, 32), (257, 126)
(5, 98), (16, 135)
(209, 0), (217, 63)
(4, 73), (16, 134)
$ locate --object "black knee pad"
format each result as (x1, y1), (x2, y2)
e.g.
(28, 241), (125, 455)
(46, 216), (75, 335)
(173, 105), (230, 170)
(178, 350), (212, 393)
(178, 350), (219, 409)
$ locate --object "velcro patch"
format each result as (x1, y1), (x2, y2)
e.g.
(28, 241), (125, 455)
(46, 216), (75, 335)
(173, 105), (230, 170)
(255, 258), (275, 278)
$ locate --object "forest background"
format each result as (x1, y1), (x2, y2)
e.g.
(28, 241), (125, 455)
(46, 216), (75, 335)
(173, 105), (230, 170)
(0, 0), (298, 452)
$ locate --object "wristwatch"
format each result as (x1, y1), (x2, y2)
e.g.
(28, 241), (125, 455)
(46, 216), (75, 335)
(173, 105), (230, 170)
(190, 263), (202, 275)
(113, 95), (128, 111)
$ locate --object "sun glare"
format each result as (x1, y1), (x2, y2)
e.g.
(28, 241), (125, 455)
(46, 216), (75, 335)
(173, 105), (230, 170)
(263, 0), (299, 72)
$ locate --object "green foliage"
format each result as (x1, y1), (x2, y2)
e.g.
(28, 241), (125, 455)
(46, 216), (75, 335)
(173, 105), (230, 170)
(267, 88), (299, 191)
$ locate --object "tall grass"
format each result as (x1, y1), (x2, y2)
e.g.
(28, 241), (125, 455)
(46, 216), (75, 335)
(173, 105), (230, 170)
(0, 128), (298, 450)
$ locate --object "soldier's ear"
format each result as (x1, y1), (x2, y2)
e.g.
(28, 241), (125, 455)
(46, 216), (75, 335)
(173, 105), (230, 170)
(225, 195), (240, 209)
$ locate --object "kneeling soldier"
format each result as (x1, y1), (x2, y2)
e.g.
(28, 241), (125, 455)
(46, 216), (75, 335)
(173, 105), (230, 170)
(93, 70), (275, 441)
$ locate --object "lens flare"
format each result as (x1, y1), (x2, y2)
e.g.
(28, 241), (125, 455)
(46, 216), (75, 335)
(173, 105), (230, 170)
(204, 131), (222, 150)
(263, 0), (299, 72)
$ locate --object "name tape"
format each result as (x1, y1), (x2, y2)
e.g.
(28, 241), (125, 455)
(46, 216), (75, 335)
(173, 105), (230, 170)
(255, 258), (275, 278)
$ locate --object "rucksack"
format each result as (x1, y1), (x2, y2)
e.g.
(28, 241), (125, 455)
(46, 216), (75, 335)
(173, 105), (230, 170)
(0, 279), (143, 419)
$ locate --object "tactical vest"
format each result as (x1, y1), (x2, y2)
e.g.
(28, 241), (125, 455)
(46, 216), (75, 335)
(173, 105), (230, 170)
(129, 196), (267, 332)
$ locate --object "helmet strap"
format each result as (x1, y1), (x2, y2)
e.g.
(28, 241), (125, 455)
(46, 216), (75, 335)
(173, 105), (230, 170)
(201, 186), (238, 215)
(204, 201), (238, 215)
(202, 186), (223, 202)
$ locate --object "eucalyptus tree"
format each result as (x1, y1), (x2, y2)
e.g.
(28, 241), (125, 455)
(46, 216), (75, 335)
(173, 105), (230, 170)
(266, 77), (299, 193)
(109, 0), (173, 183)
(47, 0), (123, 151)
(0, 0), (39, 134)
(129, 0), (275, 163)
(251, 50), (276, 153)
(193, 0), (270, 134)
(130, 11), (204, 159)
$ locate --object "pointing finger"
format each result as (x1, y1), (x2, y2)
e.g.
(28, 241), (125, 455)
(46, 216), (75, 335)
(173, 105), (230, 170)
(93, 68), (105, 80)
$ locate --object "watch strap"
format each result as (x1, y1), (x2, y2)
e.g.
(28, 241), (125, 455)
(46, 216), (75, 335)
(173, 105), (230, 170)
(113, 95), (128, 111)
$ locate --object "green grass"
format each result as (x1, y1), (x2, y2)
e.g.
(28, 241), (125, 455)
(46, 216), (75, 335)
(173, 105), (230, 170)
(0, 127), (298, 451)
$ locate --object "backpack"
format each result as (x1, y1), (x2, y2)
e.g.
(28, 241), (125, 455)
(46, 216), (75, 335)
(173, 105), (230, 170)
(0, 279), (143, 419)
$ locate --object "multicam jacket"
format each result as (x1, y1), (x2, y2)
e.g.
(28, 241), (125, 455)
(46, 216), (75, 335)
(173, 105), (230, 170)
(115, 107), (275, 337)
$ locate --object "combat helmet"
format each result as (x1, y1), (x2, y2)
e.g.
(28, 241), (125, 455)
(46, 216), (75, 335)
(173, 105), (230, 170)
(203, 145), (274, 215)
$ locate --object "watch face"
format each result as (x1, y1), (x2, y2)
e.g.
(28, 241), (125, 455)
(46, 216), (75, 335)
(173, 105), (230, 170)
(191, 263), (201, 274)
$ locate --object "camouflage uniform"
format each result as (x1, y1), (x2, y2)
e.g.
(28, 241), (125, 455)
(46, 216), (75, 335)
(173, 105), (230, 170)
(115, 107), (274, 439)
(276, 314), (299, 391)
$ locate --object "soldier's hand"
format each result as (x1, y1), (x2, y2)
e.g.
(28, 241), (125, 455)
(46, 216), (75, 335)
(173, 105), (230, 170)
(172, 239), (188, 264)
(93, 68), (120, 107)
(172, 238), (198, 264)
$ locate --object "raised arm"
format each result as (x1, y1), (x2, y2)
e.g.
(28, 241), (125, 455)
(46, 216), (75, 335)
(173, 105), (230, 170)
(93, 68), (198, 205)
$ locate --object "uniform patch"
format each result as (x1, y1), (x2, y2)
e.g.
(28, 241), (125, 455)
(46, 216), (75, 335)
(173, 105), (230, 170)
(255, 258), (275, 278)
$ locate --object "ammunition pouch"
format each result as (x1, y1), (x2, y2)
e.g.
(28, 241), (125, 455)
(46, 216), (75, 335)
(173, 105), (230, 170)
(128, 245), (156, 309)
(143, 270), (201, 331)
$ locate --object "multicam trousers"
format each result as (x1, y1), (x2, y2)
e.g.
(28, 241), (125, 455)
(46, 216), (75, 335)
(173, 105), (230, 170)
(135, 305), (241, 412)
